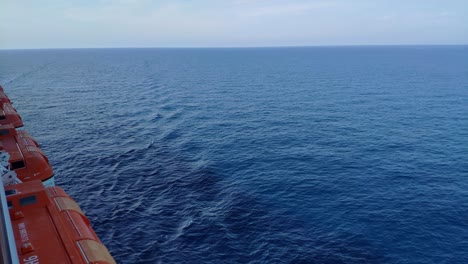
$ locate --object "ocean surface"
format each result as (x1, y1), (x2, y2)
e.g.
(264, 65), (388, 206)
(0, 46), (467, 264)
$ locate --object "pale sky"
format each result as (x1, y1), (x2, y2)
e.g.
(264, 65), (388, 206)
(1, 0), (467, 49)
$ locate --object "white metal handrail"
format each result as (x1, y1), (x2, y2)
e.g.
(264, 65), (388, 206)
(0, 182), (19, 264)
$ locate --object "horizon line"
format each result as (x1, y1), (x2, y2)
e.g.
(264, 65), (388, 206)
(1, 44), (467, 51)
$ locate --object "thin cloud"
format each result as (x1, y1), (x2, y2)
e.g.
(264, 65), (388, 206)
(239, 2), (336, 17)
(1, 0), (467, 49)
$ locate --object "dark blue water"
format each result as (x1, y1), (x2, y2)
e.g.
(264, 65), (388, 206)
(0, 46), (467, 263)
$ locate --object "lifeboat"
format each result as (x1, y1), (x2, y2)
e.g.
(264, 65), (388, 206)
(16, 131), (40, 148)
(0, 91), (12, 104)
(0, 103), (23, 128)
(0, 86), (115, 263)
(5, 180), (116, 264)
(0, 125), (54, 186)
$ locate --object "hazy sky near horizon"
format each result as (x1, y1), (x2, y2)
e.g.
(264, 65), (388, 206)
(1, 0), (467, 49)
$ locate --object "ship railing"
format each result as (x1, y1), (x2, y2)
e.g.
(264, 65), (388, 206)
(0, 182), (19, 264)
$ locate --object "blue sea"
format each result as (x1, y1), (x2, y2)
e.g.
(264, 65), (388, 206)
(0, 46), (467, 263)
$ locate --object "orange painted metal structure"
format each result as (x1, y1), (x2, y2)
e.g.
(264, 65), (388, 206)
(16, 131), (40, 148)
(0, 91), (12, 104)
(0, 103), (23, 128)
(0, 124), (53, 183)
(1, 86), (115, 263)
(6, 181), (116, 264)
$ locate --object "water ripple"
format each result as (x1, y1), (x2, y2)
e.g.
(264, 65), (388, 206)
(0, 47), (467, 263)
